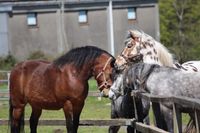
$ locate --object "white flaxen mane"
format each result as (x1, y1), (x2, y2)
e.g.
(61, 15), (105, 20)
(129, 30), (174, 67)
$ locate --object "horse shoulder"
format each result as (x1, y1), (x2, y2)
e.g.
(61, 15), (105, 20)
(54, 65), (88, 100)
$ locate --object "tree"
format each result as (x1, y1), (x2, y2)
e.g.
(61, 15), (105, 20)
(159, 0), (200, 62)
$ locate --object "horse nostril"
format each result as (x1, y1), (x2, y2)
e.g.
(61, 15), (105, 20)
(114, 63), (118, 69)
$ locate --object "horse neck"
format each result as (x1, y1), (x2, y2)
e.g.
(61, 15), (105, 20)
(140, 40), (173, 67)
(79, 63), (94, 80)
(61, 63), (93, 81)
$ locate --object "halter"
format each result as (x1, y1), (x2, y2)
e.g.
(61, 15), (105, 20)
(95, 57), (113, 91)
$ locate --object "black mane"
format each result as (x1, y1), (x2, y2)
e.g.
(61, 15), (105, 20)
(53, 46), (113, 69)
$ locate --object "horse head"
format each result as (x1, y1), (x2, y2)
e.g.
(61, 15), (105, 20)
(115, 30), (144, 70)
(115, 29), (173, 71)
(108, 73), (124, 100)
(93, 53), (116, 97)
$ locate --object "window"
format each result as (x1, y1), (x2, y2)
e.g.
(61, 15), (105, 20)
(27, 13), (37, 26)
(127, 8), (136, 20)
(78, 10), (87, 23)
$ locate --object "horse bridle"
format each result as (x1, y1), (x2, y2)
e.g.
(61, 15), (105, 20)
(95, 57), (113, 91)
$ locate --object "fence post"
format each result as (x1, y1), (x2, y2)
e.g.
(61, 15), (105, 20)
(173, 103), (182, 133)
(195, 110), (200, 133)
(7, 72), (10, 90)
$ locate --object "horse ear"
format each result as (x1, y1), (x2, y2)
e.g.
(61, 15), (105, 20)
(128, 30), (134, 38)
(110, 58), (116, 68)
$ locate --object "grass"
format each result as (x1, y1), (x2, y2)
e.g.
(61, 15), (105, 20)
(0, 84), (7, 90)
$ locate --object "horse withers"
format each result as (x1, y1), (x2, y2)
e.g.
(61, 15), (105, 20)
(9, 46), (115, 133)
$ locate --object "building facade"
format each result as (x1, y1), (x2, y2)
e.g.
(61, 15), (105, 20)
(0, 0), (159, 60)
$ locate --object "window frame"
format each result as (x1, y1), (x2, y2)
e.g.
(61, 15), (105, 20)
(127, 7), (136, 20)
(78, 10), (88, 24)
(27, 12), (38, 27)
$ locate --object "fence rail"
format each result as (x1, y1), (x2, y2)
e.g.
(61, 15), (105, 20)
(136, 92), (200, 110)
(133, 92), (200, 133)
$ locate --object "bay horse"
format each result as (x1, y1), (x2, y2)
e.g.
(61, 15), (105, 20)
(108, 29), (174, 133)
(9, 46), (115, 133)
(121, 63), (200, 133)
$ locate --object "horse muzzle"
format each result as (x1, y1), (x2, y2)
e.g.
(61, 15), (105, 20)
(100, 88), (110, 97)
(108, 89), (116, 100)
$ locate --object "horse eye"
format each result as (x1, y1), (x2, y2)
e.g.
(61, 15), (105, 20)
(127, 43), (133, 48)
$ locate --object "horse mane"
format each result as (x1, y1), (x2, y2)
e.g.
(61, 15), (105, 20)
(128, 29), (174, 67)
(126, 63), (159, 91)
(154, 41), (174, 67)
(53, 46), (113, 69)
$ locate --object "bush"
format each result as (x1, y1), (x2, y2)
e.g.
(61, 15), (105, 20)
(28, 51), (49, 60)
(0, 54), (17, 70)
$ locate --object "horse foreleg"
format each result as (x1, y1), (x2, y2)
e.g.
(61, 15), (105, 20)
(109, 126), (120, 133)
(152, 102), (167, 130)
(11, 107), (25, 133)
(160, 105), (173, 133)
(72, 101), (85, 133)
(29, 108), (42, 133)
(63, 100), (75, 133)
(109, 102), (120, 133)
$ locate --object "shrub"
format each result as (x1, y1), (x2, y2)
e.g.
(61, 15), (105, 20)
(28, 51), (49, 60)
(0, 54), (17, 70)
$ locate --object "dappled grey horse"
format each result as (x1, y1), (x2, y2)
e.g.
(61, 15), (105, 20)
(111, 63), (200, 133)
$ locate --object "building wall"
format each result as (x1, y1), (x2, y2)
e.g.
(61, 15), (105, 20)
(0, 13), (9, 56)
(8, 12), (58, 60)
(65, 9), (108, 50)
(1, 0), (159, 60)
(112, 6), (159, 55)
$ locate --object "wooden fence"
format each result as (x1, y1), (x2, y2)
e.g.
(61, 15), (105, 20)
(1, 71), (200, 133)
(133, 92), (200, 133)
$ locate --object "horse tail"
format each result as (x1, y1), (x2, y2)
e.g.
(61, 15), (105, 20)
(9, 99), (25, 133)
(9, 71), (25, 133)
(183, 118), (196, 133)
(9, 97), (13, 133)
